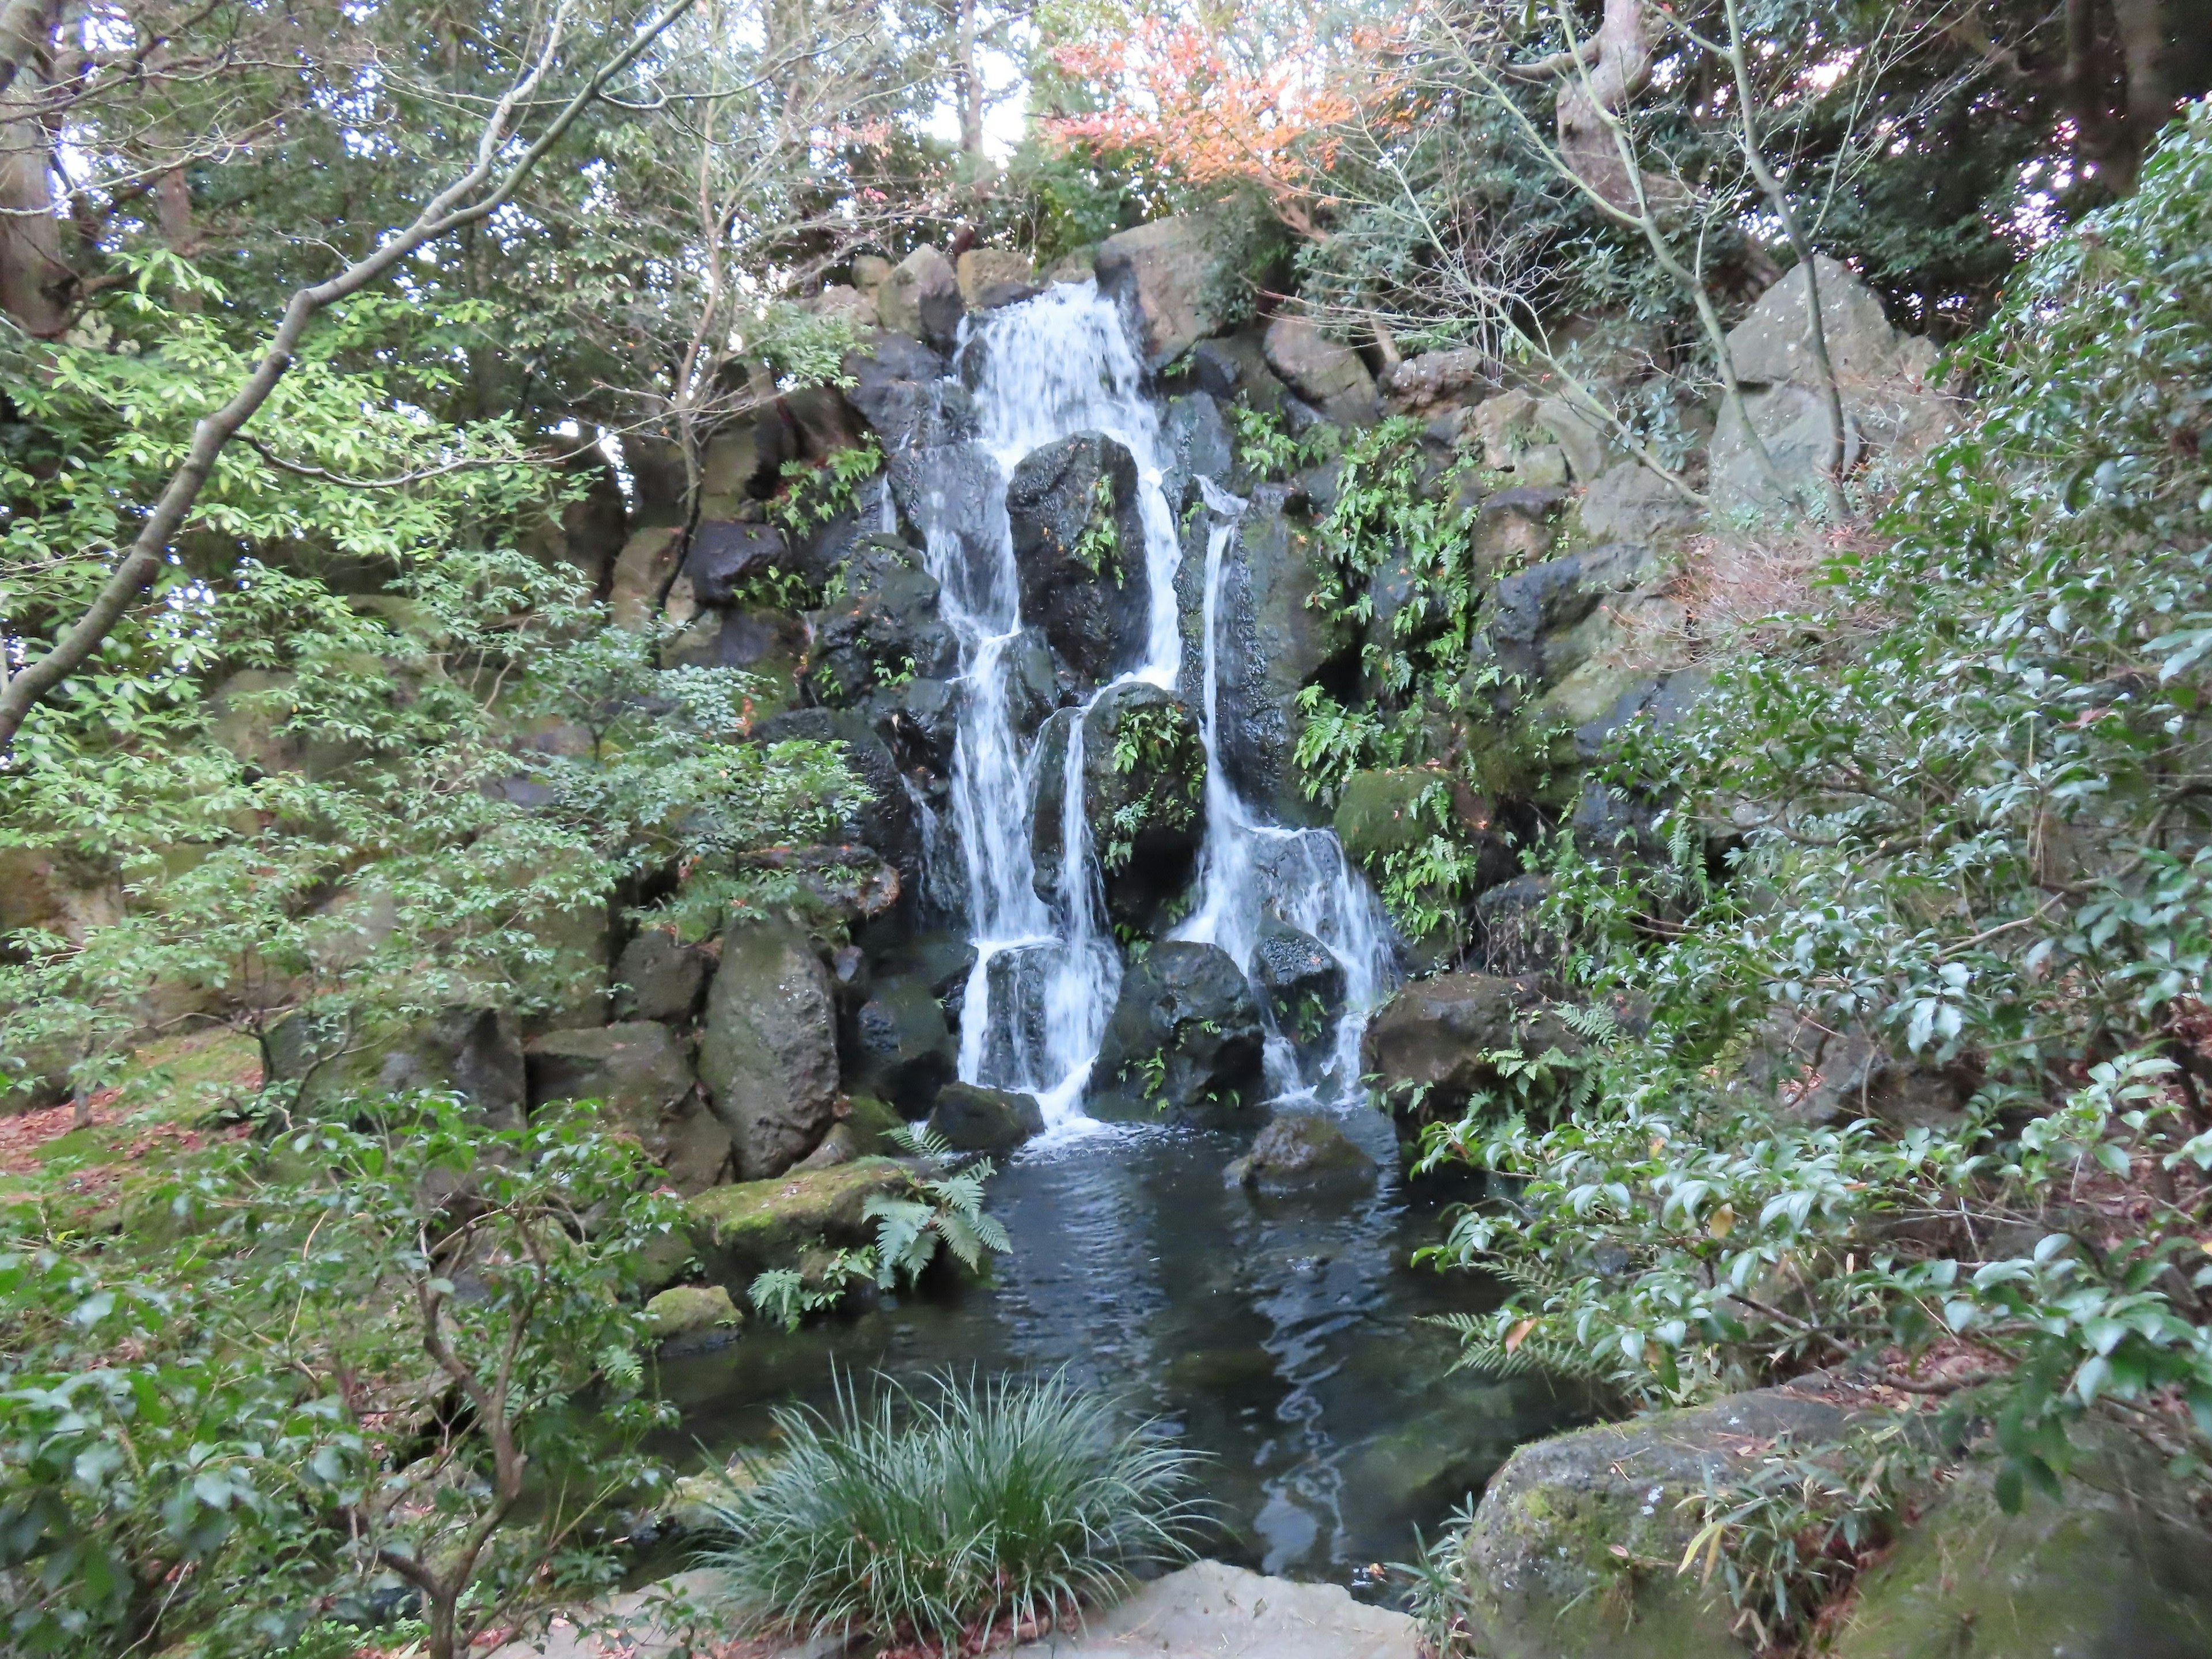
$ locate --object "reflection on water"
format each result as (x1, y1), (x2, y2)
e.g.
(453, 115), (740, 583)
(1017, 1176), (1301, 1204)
(655, 1109), (1584, 1588)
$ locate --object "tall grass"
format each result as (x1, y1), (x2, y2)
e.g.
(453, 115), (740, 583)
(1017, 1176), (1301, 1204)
(697, 1371), (1206, 1651)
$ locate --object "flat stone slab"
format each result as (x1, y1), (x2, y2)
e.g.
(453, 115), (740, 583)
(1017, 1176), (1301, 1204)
(1013, 1560), (1421, 1659)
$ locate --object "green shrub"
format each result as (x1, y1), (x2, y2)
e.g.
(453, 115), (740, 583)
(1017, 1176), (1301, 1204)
(698, 1372), (1205, 1649)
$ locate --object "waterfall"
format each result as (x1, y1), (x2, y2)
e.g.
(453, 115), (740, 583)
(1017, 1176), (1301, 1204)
(902, 282), (1393, 1129)
(1173, 482), (1397, 1108)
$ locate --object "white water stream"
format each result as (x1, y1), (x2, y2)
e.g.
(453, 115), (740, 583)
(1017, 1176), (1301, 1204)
(901, 282), (1395, 1129)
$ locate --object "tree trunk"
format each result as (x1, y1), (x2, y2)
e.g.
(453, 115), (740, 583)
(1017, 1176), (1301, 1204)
(0, 0), (69, 336)
(2111, 0), (2212, 172)
(956, 0), (984, 160)
(1554, 0), (1654, 211)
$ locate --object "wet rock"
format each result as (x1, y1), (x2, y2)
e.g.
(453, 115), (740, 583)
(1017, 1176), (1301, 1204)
(696, 916), (840, 1180)
(840, 972), (955, 1115)
(1578, 459), (1703, 544)
(1332, 768), (1441, 865)
(643, 1283), (741, 1345)
(1250, 917), (1346, 1038)
(794, 1091), (907, 1169)
(684, 1156), (919, 1287)
(1006, 431), (1151, 685)
(928, 1081), (1045, 1156)
(1161, 391), (1234, 507)
(1090, 942), (1266, 1122)
(843, 334), (964, 453)
(1189, 330), (1293, 419)
(1361, 971), (1579, 1125)
(1475, 873), (1560, 977)
(803, 536), (957, 704)
(1446, 1382), (1857, 1659)
(887, 440), (999, 579)
(684, 520), (786, 606)
(1228, 1111), (1376, 1193)
(608, 525), (685, 631)
(612, 929), (711, 1024)
(527, 1021), (728, 1194)
(956, 248), (1039, 310)
(268, 1006), (528, 1126)
(1046, 681), (1205, 890)
(1830, 1425), (2212, 1659)
(1261, 316), (1381, 426)
(1194, 484), (1354, 825)
(877, 245), (963, 351)
(1093, 214), (1221, 368)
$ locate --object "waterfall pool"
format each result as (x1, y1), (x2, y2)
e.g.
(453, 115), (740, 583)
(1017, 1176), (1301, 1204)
(653, 1107), (1583, 1591)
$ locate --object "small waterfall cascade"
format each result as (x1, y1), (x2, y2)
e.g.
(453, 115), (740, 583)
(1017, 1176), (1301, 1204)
(1174, 480), (1397, 1107)
(904, 282), (1393, 1128)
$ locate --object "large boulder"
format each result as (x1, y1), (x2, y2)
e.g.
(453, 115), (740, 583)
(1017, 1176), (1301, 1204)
(876, 245), (963, 351)
(956, 248), (1039, 310)
(840, 971), (955, 1115)
(525, 1021), (728, 1194)
(1189, 330), (1294, 420)
(1249, 916), (1347, 1046)
(683, 520), (787, 607)
(1006, 431), (1152, 685)
(1479, 541), (1660, 692)
(1090, 942), (1266, 1122)
(1261, 316), (1381, 426)
(1446, 1383), (1857, 1659)
(609, 526), (685, 631)
(684, 1156), (919, 1287)
(886, 439), (1001, 588)
(1829, 1427), (2212, 1659)
(1030, 681), (1203, 901)
(696, 916), (840, 1180)
(612, 928), (711, 1024)
(1360, 972), (1580, 1126)
(802, 535), (959, 706)
(267, 1005), (528, 1125)
(1093, 215), (1221, 368)
(927, 1081), (1046, 1156)
(1578, 459), (1703, 544)
(1226, 1111), (1375, 1192)
(843, 335), (961, 454)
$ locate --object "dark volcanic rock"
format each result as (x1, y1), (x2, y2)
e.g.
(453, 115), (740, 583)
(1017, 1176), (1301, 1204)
(840, 971), (956, 1115)
(1029, 681), (1203, 907)
(1090, 942), (1265, 1122)
(1005, 431), (1151, 686)
(802, 536), (958, 706)
(1226, 1111), (1375, 1192)
(685, 520), (787, 606)
(928, 1081), (1046, 1156)
(843, 334), (968, 453)
(1249, 916), (1346, 1041)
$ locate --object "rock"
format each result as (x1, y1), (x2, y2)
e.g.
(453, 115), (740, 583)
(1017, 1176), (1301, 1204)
(843, 334), (960, 454)
(1189, 330), (1293, 418)
(1475, 873), (1559, 978)
(1005, 431), (1151, 685)
(1578, 459), (1702, 544)
(753, 707), (922, 887)
(1571, 671), (1708, 766)
(1227, 1112), (1376, 1192)
(699, 414), (798, 518)
(684, 1156), (918, 1287)
(1332, 768), (1442, 865)
(484, 1570), (841, 1659)
(525, 1022), (728, 1194)
(956, 248), (1039, 310)
(803, 535), (958, 704)
(696, 916), (840, 1180)
(1469, 483), (1566, 573)
(642, 1283), (741, 1343)
(1480, 541), (1659, 691)
(802, 282), (876, 329)
(1161, 391), (1234, 507)
(1010, 1559), (1419, 1659)
(1090, 942), (1266, 1121)
(1360, 971), (1578, 1124)
(794, 1091), (906, 1169)
(1750, 1009), (1978, 1132)
(1249, 916), (1346, 1040)
(1732, 253), (1911, 389)
(609, 525), (685, 631)
(1446, 1382), (1857, 1659)
(1533, 396), (1612, 482)
(877, 244), (963, 351)
(267, 1006), (525, 1124)
(1828, 1426), (2212, 1659)
(1381, 346), (1497, 417)
(1031, 681), (1203, 900)
(613, 928), (711, 1023)
(1192, 484), (1354, 824)
(1093, 215), (1220, 368)
(841, 972), (955, 1115)
(1261, 316), (1381, 425)
(928, 1081), (1046, 1155)
(851, 253), (893, 300)
(683, 520), (786, 606)
(885, 438), (999, 578)
(1711, 381), (1844, 517)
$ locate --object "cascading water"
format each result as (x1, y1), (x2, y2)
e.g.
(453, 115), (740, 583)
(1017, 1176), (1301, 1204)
(903, 281), (1394, 1127)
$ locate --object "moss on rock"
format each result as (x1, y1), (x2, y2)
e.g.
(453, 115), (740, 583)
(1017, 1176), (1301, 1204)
(683, 1156), (917, 1287)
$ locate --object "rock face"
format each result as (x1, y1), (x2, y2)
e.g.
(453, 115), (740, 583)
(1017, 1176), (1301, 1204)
(877, 244), (963, 351)
(684, 1156), (918, 1287)
(1093, 215), (1219, 367)
(697, 917), (840, 1180)
(1361, 972), (1580, 1123)
(1711, 255), (1949, 514)
(1829, 1428), (2212, 1659)
(1005, 431), (1151, 685)
(525, 1021), (727, 1193)
(1261, 316), (1381, 425)
(840, 971), (955, 1115)
(1448, 1384), (1857, 1659)
(843, 334), (954, 454)
(609, 525), (685, 631)
(928, 1081), (1046, 1155)
(613, 928), (710, 1023)
(268, 1005), (527, 1125)
(1090, 942), (1266, 1121)
(1579, 459), (1703, 544)
(1227, 1111), (1376, 1192)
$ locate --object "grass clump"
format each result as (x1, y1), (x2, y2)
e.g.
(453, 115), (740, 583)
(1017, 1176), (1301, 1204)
(698, 1370), (1205, 1652)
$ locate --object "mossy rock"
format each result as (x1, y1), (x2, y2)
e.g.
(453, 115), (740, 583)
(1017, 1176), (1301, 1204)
(1332, 768), (1441, 866)
(1825, 1426), (2212, 1659)
(643, 1283), (742, 1343)
(683, 1156), (918, 1288)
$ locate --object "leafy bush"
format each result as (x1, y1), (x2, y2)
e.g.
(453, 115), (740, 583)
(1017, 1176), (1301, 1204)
(699, 1372), (1205, 1650)
(1421, 101), (2212, 1507)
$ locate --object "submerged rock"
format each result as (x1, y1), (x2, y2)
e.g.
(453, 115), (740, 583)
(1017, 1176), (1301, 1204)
(1227, 1112), (1376, 1192)
(928, 1081), (1046, 1155)
(1090, 941), (1266, 1122)
(525, 1021), (726, 1194)
(696, 916), (840, 1180)
(1006, 431), (1152, 685)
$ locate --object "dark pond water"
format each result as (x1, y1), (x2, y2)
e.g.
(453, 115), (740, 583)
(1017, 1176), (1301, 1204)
(653, 1107), (1583, 1589)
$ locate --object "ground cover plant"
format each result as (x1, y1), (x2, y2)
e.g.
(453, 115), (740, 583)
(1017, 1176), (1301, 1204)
(699, 1370), (1206, 1652)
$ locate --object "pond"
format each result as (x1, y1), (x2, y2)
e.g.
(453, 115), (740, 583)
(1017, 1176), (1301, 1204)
(653, 1107), (1584, 1591)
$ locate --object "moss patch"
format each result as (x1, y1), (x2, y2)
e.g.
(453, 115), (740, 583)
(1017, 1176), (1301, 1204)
(684, 1156), (917, 1287)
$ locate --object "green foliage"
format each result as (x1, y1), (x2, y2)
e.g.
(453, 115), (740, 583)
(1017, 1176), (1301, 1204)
(1103, 702), (1204, 871)
(698, 1371), (1205, 1647)
(1070, 471), (1123, 580)
(1418, 106), (2212, 1508)
(0, 1100), (684, 1658)
(768, 438), (885, 536)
